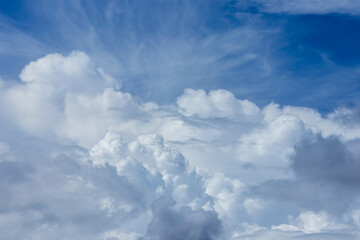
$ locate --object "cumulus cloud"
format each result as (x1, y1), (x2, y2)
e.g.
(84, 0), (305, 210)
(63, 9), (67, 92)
(1, 51), (360, 239)
(252, 135), (360, 216)
(177, 89), (260, 119)
(292, 136), (360, 186)
(0, 51), (120, 143)
(0, 129), (209, 240)
(0, 135), (145, 240)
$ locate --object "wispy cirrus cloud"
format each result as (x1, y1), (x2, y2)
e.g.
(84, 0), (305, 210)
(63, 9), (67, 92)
(252, 0), (360, 15)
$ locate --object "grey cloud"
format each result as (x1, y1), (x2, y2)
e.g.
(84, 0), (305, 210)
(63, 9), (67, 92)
(0, 161), (33, 184)
(252, 135), (360, 215)
(142, 196), (223, 240)
(292, 136), (360, 186)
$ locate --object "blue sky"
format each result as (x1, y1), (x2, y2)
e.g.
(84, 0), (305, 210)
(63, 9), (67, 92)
(1, 0), (359, 111)
(1, 1), (360, 240)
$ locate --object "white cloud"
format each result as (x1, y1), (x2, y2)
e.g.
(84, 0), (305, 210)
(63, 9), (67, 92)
(177, 88), (260, 119)
(0, 51), (119, 143)
(272, 211), (336, 233)
(237, 112), (306, 167)
(1, 51), (360, 239)
(205, 172), (245, 220)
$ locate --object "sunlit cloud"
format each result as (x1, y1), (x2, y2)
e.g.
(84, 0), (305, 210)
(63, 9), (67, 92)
(1, 1), (360, 239)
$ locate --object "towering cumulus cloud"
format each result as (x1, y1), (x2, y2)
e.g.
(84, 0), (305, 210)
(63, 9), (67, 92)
(0, 51), (360, 240)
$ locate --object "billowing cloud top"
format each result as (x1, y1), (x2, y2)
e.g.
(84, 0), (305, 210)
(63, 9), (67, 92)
(0, 51), (360, 240)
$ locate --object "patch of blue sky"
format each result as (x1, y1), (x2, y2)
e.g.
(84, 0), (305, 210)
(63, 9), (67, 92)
(0, 0), (359, 111)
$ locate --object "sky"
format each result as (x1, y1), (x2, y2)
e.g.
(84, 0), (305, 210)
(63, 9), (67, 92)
(0, 0), (360, 240)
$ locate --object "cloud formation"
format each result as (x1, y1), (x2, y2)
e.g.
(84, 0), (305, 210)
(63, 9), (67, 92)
(142, 197), (222, 240)
(0, 51), (360, 239)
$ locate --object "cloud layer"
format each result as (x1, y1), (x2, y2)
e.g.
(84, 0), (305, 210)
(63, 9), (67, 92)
(1, 51), (360, 239)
